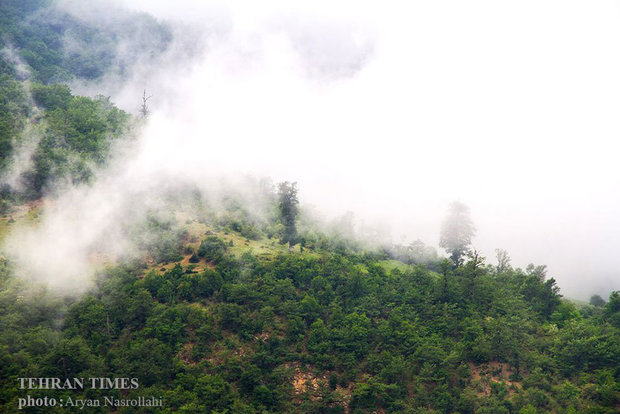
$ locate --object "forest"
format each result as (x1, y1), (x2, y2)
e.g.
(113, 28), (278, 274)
(1, 1), (619, 413)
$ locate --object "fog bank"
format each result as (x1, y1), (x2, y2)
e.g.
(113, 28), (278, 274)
(5, 0), (620, 299)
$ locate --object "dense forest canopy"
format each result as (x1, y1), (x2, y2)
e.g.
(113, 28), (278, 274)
(0, 1), (619, 413)
(1, 189), (619, 413)
(0, 0), (171, 83)
(0, 0), (171, 201)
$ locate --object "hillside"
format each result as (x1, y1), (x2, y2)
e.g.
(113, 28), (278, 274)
(1, 195), (619, 413)
(0, 1), (619, 413)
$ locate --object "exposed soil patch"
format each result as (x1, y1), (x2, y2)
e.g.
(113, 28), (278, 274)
(469, 361), (522, 397)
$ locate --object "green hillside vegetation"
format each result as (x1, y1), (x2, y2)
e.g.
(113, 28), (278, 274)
(0, 80), (131, 202)
(0, 0), (163, 200)
(0, 0), (171, 84)
(0, 4), (619, 413)
(0, 189), (619, 413)
(0, 74), (30, 175)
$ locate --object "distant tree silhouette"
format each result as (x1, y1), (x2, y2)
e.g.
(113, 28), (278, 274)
(495, 248), (512, 273)
(589, 294), (606, 307)
(439, 201), (475, 266)
(140, 89), (152, 118)
(277, 181), (299, 248)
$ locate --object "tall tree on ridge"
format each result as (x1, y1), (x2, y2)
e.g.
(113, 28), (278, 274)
(439, 201), (476, 266)
(277, 181), (299, 249)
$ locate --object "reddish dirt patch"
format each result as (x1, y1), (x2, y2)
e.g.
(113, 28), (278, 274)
(289, 365), (352, 413)
(178, 342), (197, 366)
(293, 370), (324, 395)
(469, 361), (522, 397)
(153, 255), (214, 275)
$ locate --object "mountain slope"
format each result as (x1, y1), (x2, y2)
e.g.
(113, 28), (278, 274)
(0, 197), (619, 413)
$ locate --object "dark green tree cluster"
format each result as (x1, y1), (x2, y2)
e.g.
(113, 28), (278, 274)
(0, 74), (29, 174)
(0, 8), (618, 412)
(0, 60), (130, 204)
(277, 181), (299, 248)
(0, 0), (171, 84)
(20, 84), (130, 197)
(1, 222), (618, 413)
(130, 213), (188, 264)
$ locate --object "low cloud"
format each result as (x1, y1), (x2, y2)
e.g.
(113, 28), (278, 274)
(3, 0), (620, 299)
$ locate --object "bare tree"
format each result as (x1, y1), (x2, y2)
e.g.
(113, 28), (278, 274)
(140, 89), (152, 118)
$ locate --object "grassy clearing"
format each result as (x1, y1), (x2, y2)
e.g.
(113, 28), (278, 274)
(0, 201), (45, 245)
(567, 297), (592, 310)
(377, 259), (413, 273)
(0, 218), (9, 245)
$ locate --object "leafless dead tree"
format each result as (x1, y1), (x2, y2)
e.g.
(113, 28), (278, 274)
(140, 89), (152, 118)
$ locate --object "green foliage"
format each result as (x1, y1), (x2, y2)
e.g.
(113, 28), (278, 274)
(277, 181), (299, 247)
(439, 201), (476, 266)
(604, 291), (620, 329)
(0, 0), (171, 84)
(550, 301), (582, 328)
(31, 83), (72, 111)
(0, 10), (617, 407)
(0, 163), (619, 413)
(132, 214), (186, 264)
(0, 87), (130, 198)
(0, 74), (28, 172)
(1, 230), (619, 413)
(198, 236), (228, 264)
(590, 294), (606, 307)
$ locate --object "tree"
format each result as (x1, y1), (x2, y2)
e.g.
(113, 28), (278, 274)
(463, 249), (485, 300)
(396, 239), (438, 264)
(277, 181), (299, 248)
(439, 258), (452, 301)
(604, 291), (620, 329)
(140, 89), (152, 118)
(589, 294), (606, 307)
(521, 265), (562, 319)
(197, 236), (228, 264)
(495, 248), (512, 273)
(439, 201), (476, 266)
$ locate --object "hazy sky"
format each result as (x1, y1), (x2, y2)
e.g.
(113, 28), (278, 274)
(15, 0), (620, 298)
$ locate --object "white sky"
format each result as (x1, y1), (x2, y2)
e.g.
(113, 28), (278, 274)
(61, 0), (620, 298)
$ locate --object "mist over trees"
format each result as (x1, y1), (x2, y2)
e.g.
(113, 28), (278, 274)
(1, 186), (619, 412)
(0, 74), (28, 173)
(439, 201), (476, 266)
(590, 294), (606, 307)
(0, 0), (172, 84)
(0, 1), (620, 413)
(495, 248), (512, 273)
